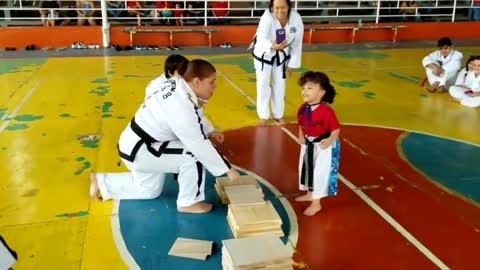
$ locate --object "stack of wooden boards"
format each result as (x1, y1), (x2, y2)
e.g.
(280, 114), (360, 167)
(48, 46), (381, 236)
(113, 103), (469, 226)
(221, 233), (293, 270)
(215, 175), (284, 238)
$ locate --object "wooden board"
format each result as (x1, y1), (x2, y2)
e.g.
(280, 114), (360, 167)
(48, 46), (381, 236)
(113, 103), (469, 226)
(168, 237), (213, 260)
(222, 234), (292, 269)
(224, 184), (265, 206)
(215, 175), (263, 204)
(229, 201), (282, 226)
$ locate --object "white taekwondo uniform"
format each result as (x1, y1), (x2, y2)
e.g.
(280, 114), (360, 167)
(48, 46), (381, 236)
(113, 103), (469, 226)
(449, 71), (480, 108)
(145, 74), (215, 135)
(251, 8), (304, 120)
(96, 77), (231, 208)
(454, 67), (468, 86)
(422, 49), (463, 88)
(0, 235), (16, 270)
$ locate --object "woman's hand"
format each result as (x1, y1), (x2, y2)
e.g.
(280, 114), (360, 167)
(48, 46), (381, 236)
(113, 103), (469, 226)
(271, 40), (288, 51)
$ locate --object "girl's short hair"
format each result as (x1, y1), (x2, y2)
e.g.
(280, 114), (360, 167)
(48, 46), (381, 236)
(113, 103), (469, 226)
(165, 54), (189, 78)
(183, 59), (216, 82)
(298, 71), (336, 104)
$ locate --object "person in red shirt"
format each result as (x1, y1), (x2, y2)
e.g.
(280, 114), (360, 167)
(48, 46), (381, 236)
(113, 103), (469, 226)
(210, 1), (229, 24)
(295, 71), (341, 216)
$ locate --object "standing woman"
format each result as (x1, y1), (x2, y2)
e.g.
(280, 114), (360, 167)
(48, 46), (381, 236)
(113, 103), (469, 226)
(250, 0), (304, 125)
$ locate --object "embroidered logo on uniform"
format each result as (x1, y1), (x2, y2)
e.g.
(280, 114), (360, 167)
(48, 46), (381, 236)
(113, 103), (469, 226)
(290, 27), (296, 33)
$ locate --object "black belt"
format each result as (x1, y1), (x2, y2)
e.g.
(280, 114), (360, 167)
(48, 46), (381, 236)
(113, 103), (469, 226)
(118, 117), (183, 162)
(252, 50), (291, 79)
(300, 132), (331, 191)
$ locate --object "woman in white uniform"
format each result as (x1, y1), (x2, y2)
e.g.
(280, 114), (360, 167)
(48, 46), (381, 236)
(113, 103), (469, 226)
(250, 0), (304, 125)
(145, 54), (223, 142)
(90, 59), (240, 214)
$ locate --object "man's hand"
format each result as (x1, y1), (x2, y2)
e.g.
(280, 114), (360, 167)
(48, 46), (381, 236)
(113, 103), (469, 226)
(298, 136), (306, 145)
(209, 131), (224, 144)
(226, 168), (240, 181)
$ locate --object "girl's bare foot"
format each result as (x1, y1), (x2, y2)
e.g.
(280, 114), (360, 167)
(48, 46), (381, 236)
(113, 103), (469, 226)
(295, 192), (312, 202)
(258, 119), (268, 126)
(90, 173), (102, 201)
(275, 118), (286, 125)
(303, 201), (322, 216)
(178, 202), (213, 213)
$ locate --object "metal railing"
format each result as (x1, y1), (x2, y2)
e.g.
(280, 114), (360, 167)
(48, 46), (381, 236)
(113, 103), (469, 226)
(1, 1), (479, 25)
(0, 1), (479, 45)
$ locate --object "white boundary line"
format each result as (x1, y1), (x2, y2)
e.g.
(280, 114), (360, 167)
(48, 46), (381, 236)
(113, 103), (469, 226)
(110, 167), (299, 264)
(232, 165), (299, 252)
(220, 71), (451, 270)
(0, 81), (40, 136)
(111, 201), (141, 270)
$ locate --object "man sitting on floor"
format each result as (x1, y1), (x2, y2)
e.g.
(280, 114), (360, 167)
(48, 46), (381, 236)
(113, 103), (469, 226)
(422, 37), (463, 93)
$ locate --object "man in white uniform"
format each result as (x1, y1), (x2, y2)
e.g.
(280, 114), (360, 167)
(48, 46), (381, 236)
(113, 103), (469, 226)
(449, 56), (480, 108)
(90, 59), (240, 213)
(250, 0), (304, 125)
(422, 37), (463, 93)
(0, 235), (17, 270)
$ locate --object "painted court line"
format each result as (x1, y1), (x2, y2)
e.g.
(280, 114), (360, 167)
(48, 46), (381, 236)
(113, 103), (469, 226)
(220, 71), (450, 270)
(0, 81), (40, 136)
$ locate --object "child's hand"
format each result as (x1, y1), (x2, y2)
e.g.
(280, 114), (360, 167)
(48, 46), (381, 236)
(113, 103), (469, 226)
(298, 136), (306, 145)
(209, 131), (224, 144)
(319, 138), (332, 149)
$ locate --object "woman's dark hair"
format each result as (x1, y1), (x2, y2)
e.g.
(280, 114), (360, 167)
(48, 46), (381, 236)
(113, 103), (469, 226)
(164, 54), (189, 78)
(465, 55), (476, 71)
(183, 59), (216, 82)
(298, 71), (336, 104)
(269, 0), (292, 17)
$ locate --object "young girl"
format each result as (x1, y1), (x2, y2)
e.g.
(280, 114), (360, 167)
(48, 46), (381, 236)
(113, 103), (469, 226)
(295, 71), (341, 216)
(454, 55), (475, 86)
(449, 56), (480, 108)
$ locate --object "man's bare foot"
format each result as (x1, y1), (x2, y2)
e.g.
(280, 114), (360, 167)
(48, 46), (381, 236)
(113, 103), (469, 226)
(258, 119), (268, 126)
(427, 82), (439, 93)
(90, 173), (102, 201)
(178, 202), (213, 214)
(303, 202), (322, 216)
(437, 85), (447, 93)
(275, 118), (286, 125)
(295, 192), (312, 202)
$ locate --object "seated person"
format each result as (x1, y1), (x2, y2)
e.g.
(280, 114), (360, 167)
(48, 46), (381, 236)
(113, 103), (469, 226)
(399, 1), (421, 21)
(127, 0), (144, 25)
(187, 0), (204, 24)
(57, 1), (76, 26)
(422, 37), (463, 93)
(449, 56), (480, 108)
(454, 56), (475, 86)
(76, 0), (97, 26)
(39, 0), (59, 26)
(107, 0), (125, 18)
(209, 0), (229, 25)
(150, 1), (175, 23)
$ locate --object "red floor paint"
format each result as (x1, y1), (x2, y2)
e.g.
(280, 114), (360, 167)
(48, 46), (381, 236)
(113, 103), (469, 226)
(217, 125), (480, 269)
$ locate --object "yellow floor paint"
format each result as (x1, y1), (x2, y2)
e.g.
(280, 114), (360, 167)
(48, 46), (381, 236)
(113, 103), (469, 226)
(1, 47), (480, 269)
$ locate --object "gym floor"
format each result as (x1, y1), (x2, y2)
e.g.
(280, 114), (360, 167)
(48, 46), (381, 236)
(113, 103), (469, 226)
(1, 41), (479, 269)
